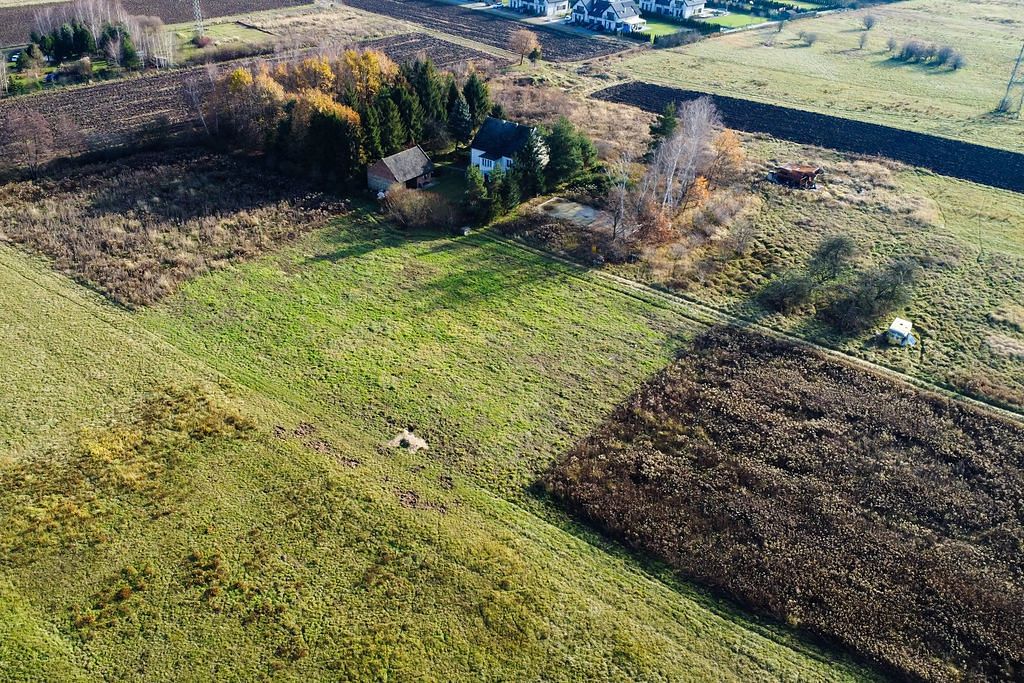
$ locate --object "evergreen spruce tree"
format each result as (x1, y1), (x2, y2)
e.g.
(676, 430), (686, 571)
(392, 84), (423, 143)
(462, 72), (491, 128)
(362, 102), (384, 160)
(487, 164), (508, 218)
(121, 35), (141, 70)
(410, 59), (446, 124)
(378, 96), (407, 154)
(649, 102), (678, 148)
(72, 21), (95, 57)
(446, 78), (462, 119)
(464, 165), (489, 223)
(544, 117), (583, 186)
(512, 130), (546, 199)
(447, 94), (473, 149)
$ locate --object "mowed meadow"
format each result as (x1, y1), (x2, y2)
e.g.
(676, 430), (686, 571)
(615, 0), (1024, 152)
(0, 216), (878, 680)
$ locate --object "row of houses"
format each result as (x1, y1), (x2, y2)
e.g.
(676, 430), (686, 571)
(509, 0), (706, 33)
(367, 116), (542, 193)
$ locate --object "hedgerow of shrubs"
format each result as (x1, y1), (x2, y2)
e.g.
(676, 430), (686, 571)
(893, 39), (966, 70)
(546, 327), (1024, 682)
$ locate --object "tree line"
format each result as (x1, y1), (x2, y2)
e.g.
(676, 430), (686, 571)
(10, 0), (174, 90)
(211, 51), (494, 185)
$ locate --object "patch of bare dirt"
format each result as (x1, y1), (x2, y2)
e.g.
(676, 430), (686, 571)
(387, 429), (428, 453)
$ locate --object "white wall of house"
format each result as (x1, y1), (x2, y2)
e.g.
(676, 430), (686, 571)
(510, 0), (570, 16)
(638, 0), (704, 19)
(571, 3), (646, 31)
(470, 149), (514, 177)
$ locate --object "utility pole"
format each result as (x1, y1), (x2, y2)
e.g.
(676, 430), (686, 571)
(1000, 42), (1024, 116)
(192, 0), (205, 38)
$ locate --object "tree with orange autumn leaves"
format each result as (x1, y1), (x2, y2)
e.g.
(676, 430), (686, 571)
(210, 49), (471, 185)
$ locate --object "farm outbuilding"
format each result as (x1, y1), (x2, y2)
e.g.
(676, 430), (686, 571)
(367, 146), (434, 193)
(887, 317), (917, 347)
(774, 163), (823, 188)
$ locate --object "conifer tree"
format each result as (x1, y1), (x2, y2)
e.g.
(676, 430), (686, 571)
(362, 102), (384, 160)
(462, 72), (491, 128)
(447, 94), (473, 149)
(512, 130), (546, 199)
(544, 116), (583, 186)
(378, 95), (407, 154)
(649, 102), (677, 148)
(487, 164), (508, 218)
(446, 78), (462, 119)
(392, 84), (423, 143)
(465, 165), (489, 222)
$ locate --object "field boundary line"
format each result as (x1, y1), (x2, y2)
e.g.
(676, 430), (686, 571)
(476, 231), (1024, 424)
(592, 81), (1024, 194)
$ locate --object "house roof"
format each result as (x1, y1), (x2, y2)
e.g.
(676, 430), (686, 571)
(577, 0), (641, 18)
(471, 117), (535, 160)
(371, 146), (433, 183)
(889, 318), (913, 335)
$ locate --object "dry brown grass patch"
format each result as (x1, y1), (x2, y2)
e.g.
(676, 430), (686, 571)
(0, 149), (344, 306)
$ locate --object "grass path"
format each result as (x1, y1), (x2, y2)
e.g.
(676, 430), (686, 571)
(477, 230), (1024, 424)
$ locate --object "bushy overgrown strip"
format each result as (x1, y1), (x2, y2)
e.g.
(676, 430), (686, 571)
(0, 235), (875, 680)
(546, 327), (1024, 682)
(592, 81), (1024, 193)
(345, 0), (626, 62)
(0, 149), (342, 306)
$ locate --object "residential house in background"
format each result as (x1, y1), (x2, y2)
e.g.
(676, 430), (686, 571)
(469, 117), (546, 178)
(509, 0), (571, 17)
(638, 0), (704, 19)
(570, 0), (647, 32)
(367, 145), (434, 194)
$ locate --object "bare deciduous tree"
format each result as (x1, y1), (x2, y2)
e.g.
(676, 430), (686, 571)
(606, 153), (637, 240)
(647, 97), (721, 213)
(509, 30), (539, 66)
(2, 107), (56, 175)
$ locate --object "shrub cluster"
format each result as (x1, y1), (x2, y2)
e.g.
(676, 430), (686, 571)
(895, 40), (966, 69)
(546, 327), (1024, 681)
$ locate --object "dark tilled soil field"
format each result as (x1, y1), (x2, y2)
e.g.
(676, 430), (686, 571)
(345, 0), (625, 61)
(0, 0), (309, 48)
(594, 81), (1024, 194)
(546, 327), (1024, 682)
(361, 32), (508, 68)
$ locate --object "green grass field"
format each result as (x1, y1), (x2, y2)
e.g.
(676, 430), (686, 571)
(702, 11), (769, 29)
(0, 215), (879, 680)
(616, 0), (1024, 152)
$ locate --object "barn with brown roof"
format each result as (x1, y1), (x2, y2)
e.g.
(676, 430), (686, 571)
(367, 146), (434, 193)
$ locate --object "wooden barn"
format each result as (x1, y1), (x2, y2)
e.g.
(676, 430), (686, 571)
(367, 146), (434, 194)
(774, 163), (824, 188)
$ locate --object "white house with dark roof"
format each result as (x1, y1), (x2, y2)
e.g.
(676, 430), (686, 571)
(571, 0), (647, 32)
(509, 0), (571, 17)
(469, 117), (546, 178)
(638, 0), (704, 18)
(367, 145), (434, 194)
